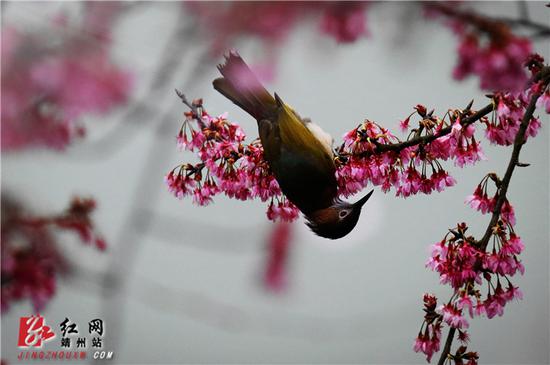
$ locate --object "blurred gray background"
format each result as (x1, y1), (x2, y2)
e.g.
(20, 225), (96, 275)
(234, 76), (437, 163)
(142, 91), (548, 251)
(1, 1), (549, 364)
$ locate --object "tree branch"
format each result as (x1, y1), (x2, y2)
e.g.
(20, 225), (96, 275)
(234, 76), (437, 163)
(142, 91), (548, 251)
(437, 327), (456, 365)
(355, 103), (494, 156)
(435, 65), (550, 365)
(496, 16), (550, 38)
(478, 68), (550, 250)
(427, 2), (550, 39)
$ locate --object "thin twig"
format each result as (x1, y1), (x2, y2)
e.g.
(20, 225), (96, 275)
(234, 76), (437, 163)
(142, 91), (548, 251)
(427, 1), (550, 37)
(174, 89), (206, 129)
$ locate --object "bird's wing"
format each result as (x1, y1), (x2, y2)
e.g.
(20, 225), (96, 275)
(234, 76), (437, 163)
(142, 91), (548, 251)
(286, 107), (334, 158)
(274, 95), (336, 174)
(258, 119), (281, 165)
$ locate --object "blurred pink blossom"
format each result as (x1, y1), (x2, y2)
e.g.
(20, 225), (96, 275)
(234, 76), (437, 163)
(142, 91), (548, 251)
(186, 2), (369, 54)
(263, 222), (293, 292)
(320, 3), (369, 43)
(427, 3), (533, 92)
(1, 5), (132, 151)
(1, 195), (106, 313)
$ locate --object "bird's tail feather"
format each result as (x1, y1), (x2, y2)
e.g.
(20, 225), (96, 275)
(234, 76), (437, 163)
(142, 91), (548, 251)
(213, 51), (275, 120)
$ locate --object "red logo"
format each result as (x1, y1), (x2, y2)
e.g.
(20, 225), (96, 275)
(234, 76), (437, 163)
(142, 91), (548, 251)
(18, 315), (56, 348)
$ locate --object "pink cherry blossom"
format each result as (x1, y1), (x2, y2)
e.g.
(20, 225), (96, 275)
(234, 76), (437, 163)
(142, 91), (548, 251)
(428, 3), (533, 92)
(504, 284), (523, 302)
(485, 86), (543, 146)
(186, 2), (371, 54)
(500, 199), (516, 226)
(267, 200), (300, 222)
(414, 294), (442, 362)
(320, 3), (369, 43)
(399, 116), (411, 133)
(484, 286), (507, 319)
(413, 330), (440, 363)
(502, 234), (524, 255)
(166, 104), (299, 222)
(457, 294), (475, 318)
(1, 7), (132, 151)
(438, 304), (469, 329)
(465, 185), (495, 214)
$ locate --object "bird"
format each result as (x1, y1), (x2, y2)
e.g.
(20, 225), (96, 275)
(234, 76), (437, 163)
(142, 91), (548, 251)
(213, 51), (373, 239)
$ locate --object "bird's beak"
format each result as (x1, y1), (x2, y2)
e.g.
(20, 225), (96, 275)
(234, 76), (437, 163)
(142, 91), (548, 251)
(354, 189), (374, 208)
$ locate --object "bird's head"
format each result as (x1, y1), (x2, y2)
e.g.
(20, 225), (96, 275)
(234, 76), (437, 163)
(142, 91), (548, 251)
(305, 189), (374, 239)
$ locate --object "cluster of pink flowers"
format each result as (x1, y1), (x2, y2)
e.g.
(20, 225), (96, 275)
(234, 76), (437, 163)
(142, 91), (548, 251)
(1, 3), (132, 151)
(452, 32), (531, 92)
(415, 293), (479, 363)
(426, 3), (533, 92)
(414, 294), (443, 362)
(465, 174), (516, 226)
(481, 54), (547, 146)
(167, 98), (493, 221)
(427, 219), (523, 302)
(416, 173), (526, 362)
(484, 88), (543, 146)
(319, 2), (369, 43)
(167, 97), (497, 222)
(187, 1), (369, 54)
(165, 102), (299, 222)
(415, 295), (478, 365)
(335, 104), (489, 198)
(414, 55), (549, 363)
(1, 196), (106, 313)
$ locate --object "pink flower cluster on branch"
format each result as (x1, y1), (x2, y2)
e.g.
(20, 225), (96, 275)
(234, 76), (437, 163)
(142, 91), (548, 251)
(166, 92), (499, 222)
(165, 98), (299, 222)
(1, 195), (106, 313)
(335, 104), (489, 198)
(483, 55), (549, 145)
(414, 186), (523, 363)
(414, 294), (479, 363)
(1, 3), (132, 151)
(163, 13), (548, 362)
(427, 3), (533, 92)
(415, 63), (550, 364)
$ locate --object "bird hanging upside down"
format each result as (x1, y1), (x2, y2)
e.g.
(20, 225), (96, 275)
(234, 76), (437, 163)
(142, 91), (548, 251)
(213, 52), (373, 239)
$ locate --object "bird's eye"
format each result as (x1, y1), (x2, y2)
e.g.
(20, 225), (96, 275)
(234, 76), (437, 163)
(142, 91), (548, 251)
(339, 210), (349, 219)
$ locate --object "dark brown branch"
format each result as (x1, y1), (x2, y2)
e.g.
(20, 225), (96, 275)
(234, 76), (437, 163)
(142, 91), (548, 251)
(435, 65), (550, 365)
(477, 67), (550, 250)
(427, 2), (550, 40)
(358, 103), (494, 156)
(497, 16), (550, 37)
(437, 327), (456, 365)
